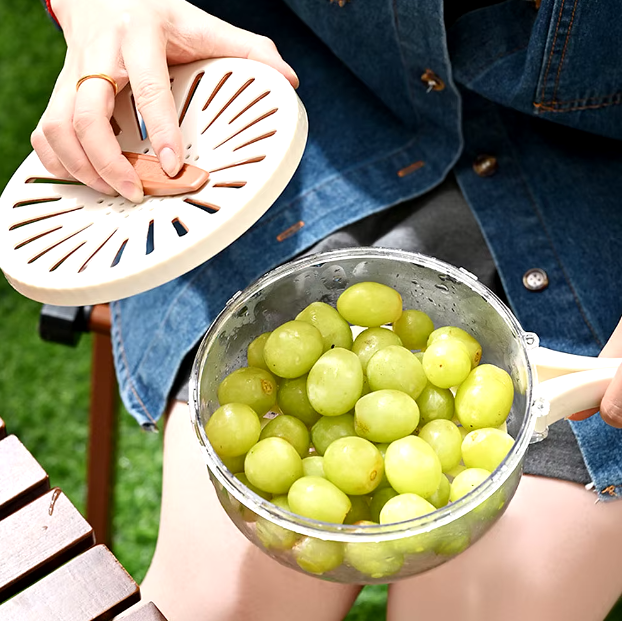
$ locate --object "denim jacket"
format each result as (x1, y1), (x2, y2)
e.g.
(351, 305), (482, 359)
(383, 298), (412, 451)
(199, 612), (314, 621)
(109, 0), (622, 500)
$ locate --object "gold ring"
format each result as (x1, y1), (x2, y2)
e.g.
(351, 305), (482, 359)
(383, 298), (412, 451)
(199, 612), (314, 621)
(76, 74), (119, 97)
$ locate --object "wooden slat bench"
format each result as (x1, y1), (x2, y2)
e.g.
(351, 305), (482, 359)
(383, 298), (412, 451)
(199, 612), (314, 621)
(0, 416), (168, 621)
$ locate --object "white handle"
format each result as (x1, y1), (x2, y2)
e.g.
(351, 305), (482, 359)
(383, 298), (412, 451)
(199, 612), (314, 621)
(533, 366), (618, 435)
(530, 347), (622, 382)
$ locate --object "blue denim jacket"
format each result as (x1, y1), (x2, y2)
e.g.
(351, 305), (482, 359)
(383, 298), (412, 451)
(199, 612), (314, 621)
(110, 0), (622, 500)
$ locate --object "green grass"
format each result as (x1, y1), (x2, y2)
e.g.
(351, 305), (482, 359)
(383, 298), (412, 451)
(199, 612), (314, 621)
(0, 1), (620, 619)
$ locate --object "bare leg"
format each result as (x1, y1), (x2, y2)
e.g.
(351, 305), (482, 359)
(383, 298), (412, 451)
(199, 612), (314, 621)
(141, 400), (361, 621)
(388, 475), (622, 621)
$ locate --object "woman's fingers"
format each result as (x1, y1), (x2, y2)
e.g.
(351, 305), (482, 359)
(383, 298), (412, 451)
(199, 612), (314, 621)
(600, 362), (622, 428)
(33, 0), (300, 202)
(31, 123), (74, 180)
(569, 318), (622, 426)
(123, 27), (183, 178)
(73, 76), (143, 202)
(40, 79), (117, 196)
(599, 319), (622, 427)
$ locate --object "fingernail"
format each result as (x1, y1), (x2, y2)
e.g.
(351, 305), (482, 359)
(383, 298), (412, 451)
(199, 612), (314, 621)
(121, 181), (144, 204)
(289, 67), (300, 89)
(159, 147), (181, 177)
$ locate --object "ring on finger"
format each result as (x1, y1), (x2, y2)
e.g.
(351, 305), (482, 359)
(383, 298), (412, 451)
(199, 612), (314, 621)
(76, 73), (119, 96)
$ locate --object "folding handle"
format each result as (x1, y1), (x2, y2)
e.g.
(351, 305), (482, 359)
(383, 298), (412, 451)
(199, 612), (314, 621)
(533, 366), (618, 435)
(530, 347), (622, 382)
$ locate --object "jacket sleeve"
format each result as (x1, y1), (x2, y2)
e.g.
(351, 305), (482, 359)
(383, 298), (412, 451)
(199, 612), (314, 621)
(40, 0), (61, 29)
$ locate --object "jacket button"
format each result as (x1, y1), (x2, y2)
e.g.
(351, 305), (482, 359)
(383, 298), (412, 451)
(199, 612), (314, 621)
(421, 69), (445, 92)
(523, 268), (549, 291)
(473, 155), (498, 177)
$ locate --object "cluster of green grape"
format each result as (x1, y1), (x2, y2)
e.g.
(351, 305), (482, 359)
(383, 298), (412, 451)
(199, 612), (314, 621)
(204, 281), (515, 578)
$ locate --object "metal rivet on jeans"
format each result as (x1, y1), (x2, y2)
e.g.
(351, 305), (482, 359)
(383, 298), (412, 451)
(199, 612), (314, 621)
(473, 155), (498, 177)
(420, 69), (445, 92)
(522, 268), (549, 291)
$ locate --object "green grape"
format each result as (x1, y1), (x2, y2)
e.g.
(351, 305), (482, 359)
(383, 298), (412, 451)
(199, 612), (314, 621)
(414, 352), (425, 362)
(302, 456), (325, 478)
(263, 321), (324, 378)
(472, 485), (508, 522)
(379, 493), (436, 525)
(260, 415), (310, 457)
(311, 413), (356, 456)
(344, 525), (404, 578)
(344, 495), (372, 524)
(379, 493), (436, 526)
(234, 473), (272, 501)
(428, 326), (482, 368)
(355, 390), (419, 443)
(296, 301), (353, 351)
(361, 375), (371, 397)
(455, 364), (514, 430)
(436, 529), (470, 557)
(307, 348), (363, 416)
(247, 332), (271, 371)
(382, 499), (440, 556)
(445, 463), (467, 481)
(393, 310), (434, 350)
(293, 537), (344, 574)
(244, 437), (303, 494)
(217, 367), (277, 417)
(366, 346), (427, 399)
(461, 428), (514, 472)
(369, 487), (399, 523)
(324, 437), (384, 495)
(219, 453), (246, 474)
(352, 328), (403, 373)
(256, 495), (299, 550)
(418, 419), (463, 473)
(422, 339), (471, 389)
(205, 403), (261, 457)
(449, 468), (491, 502)
(277, 376), (321, 426)
(337, 281), (403, 327)
(288, 476), (351, 524)
(427, 474), (450, 508)
(385, 436), (442, 498)
(374, 443), (391, 490)
(416, 383), (455, 426)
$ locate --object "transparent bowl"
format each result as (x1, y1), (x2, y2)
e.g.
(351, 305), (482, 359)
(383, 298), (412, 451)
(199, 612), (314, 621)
(190, 248), (537, 583)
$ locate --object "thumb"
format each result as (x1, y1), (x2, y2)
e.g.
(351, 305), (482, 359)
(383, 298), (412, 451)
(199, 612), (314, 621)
(600, 318), (622, 428)
(181, 8), (299, 88)
(600, 360), (622, 428)
(569, 318), (622, 426)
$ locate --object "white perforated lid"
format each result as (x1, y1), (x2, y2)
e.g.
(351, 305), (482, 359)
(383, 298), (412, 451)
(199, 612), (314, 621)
(0, 58), (308, 305)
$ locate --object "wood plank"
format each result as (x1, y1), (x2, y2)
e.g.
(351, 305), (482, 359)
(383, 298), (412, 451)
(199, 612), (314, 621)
(114, 602), (168, 620)
(0, 435), (49, 519)
(0, 488), (94, 602)
(87, 332), (118, 547)
(0, 418), (6, 440)
(0, 545), (140, 621)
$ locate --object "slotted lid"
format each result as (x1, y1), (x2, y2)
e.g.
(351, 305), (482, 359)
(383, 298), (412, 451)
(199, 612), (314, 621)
(0, 58), (308, 305)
